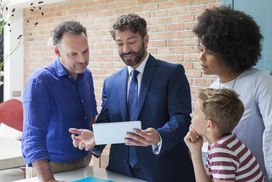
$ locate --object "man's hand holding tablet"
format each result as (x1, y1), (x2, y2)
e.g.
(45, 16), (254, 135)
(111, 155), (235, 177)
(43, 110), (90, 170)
(69, 121), (142, 150)
(92, 121), (141, 145)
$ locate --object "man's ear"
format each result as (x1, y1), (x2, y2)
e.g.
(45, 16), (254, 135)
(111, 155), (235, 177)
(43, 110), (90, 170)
(207, 119), (216, 132)
(54, 46), (61, 57)
(144, 34), (149, 48)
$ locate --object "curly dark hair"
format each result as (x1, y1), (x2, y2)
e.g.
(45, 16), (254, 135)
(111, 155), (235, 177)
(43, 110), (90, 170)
(193, 6), (263, 73)
(110, 13), (147, 40)
(52, 21), (87, 46)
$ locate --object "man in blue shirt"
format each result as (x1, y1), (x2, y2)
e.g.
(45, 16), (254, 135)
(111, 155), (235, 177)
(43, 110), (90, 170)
(22, 21), (97, 182)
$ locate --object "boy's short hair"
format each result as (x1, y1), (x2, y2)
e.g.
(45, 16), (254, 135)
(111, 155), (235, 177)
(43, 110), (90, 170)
(198, 88), (244, 135)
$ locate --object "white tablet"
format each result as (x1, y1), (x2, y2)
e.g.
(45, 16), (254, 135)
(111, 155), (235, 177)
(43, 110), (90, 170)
(92, 121), (141, 145)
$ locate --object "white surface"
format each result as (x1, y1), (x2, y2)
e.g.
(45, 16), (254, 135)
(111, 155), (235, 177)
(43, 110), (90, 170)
(14, 165), (145, 182)
(0, 136), (25, 170)
(93, 121), (141, 145)
(3, 8), (24, 101)
(3, 0), (65, 101)
(0, 168), (25, 182)
(0, 123), (22, 140)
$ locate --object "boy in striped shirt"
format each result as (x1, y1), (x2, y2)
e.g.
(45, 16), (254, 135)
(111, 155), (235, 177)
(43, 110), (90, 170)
(184, 88), (264, 182)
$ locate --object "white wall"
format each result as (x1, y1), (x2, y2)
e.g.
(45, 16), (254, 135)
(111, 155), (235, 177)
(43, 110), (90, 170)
(3, 9), (24, 101)
(3, 0), (65, 101)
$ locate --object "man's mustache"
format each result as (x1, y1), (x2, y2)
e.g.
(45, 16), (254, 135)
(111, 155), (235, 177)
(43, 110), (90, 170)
(120, 52), (136, 56)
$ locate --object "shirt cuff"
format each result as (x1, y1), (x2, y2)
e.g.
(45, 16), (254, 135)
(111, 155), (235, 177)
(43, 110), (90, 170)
(89, 146), (103, 158)
(152, 135), (162, 155)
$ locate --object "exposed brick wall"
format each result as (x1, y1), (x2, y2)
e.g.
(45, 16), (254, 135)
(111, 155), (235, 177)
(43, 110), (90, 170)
(24, 0), (220, 105)
(23, 0), (220, 168)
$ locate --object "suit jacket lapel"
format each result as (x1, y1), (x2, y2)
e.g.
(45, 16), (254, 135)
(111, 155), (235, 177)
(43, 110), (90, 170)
(118, 67), (129, 121)
(136, 55), (158, 119)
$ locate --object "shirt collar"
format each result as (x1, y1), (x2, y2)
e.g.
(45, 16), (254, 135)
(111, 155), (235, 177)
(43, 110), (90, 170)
(127, 53), (149, 76)
(55, 58), (70, 78)
(55, 58), (84, 79)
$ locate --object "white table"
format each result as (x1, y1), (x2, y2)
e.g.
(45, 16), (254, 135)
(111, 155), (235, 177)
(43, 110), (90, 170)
(0, 137), (25, 170)
(15, 165), (146, 182)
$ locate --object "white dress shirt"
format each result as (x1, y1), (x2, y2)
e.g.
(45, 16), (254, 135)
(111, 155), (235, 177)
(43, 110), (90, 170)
(127, 53), (162, 155)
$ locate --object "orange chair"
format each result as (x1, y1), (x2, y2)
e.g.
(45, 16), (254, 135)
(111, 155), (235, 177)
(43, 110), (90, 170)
(0, 99), (23, 131)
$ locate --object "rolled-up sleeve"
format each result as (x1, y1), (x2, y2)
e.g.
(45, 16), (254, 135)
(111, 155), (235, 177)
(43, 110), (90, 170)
(22, 75), (52, 166)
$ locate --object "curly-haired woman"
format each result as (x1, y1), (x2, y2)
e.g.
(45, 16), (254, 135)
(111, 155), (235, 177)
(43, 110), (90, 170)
(193, 6), (272, 181)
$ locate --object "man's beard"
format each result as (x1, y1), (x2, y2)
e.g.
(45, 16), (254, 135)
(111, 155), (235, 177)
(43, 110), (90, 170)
(119, 42), (146, 67)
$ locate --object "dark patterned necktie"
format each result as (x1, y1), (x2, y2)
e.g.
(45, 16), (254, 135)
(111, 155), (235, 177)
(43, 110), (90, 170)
(127, 69), (139, 167)
(128, 70), (139, 121)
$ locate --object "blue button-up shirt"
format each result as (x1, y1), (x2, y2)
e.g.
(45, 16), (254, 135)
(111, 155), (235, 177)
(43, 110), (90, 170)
(22, 59), (98, 165)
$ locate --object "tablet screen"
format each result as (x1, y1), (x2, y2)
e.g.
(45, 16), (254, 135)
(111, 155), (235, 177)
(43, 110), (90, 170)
(92, 121), (141, 145)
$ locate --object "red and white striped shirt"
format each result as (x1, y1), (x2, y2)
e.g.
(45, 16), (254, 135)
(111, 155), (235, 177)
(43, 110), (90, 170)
(206, 134), (264, 181)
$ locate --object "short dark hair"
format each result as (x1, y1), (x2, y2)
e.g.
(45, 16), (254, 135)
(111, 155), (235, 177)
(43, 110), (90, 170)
(110, 13), (147, 40)
(198, 88), (244, 136)
(193, 6), (263, 73)
(52, 21), (87, 46)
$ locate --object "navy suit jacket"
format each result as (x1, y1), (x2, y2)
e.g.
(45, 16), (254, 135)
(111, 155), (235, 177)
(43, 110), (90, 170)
(94, 55), (195, 182)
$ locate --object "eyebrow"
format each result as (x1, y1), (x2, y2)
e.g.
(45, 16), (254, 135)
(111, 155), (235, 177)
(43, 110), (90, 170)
(116, 35), (137, 42)
(82, 48), (89, 53)
(67, 48), (89, 54)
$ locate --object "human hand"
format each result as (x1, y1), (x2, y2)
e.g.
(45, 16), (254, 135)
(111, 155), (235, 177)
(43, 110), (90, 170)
(33, 160), (65, 182)
(125, 128), (160, 147)
(69, 128), (95, 150)
(184, 128), (203, 155)
(48, 179), (66, 182)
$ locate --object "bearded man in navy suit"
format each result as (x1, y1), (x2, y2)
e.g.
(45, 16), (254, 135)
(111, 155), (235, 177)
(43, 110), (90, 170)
(70, 14), (195, 182)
